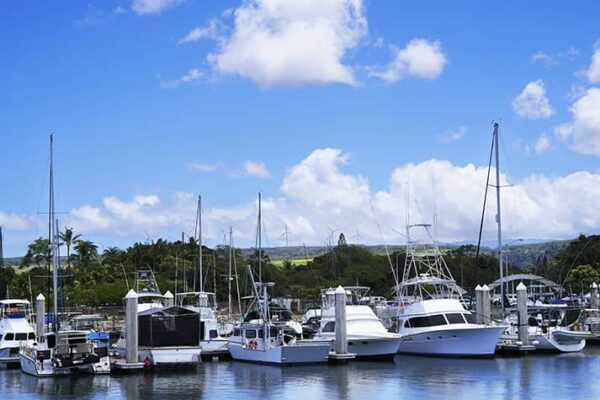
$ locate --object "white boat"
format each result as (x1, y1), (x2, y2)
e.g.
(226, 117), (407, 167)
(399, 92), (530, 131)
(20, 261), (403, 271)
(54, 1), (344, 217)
(395, 224), (504, 357)
(176, 291), (229, 357)
(0, 299), (35, 364)
(19, 135), (110, 376)
(134, 268), (168, 313)
(314, 287), (401, 360)
(228, 280), (330, 365)
(499, 306), (591, 352)
(112, 305), (202, 367)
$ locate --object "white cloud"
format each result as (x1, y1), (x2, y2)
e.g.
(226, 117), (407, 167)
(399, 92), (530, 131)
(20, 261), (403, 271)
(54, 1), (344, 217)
(207, 0), (368, 87)
(244, 160), (272, 179)
(512, 80), (554, 119)
(586, 42), (600, 83)
(369, 39), (447, 83)
(160, 68), (202, 88)
(535, 135), (551, 153)
(188, 162), (221, 172)
(179, 19), (222, 44)
(531, 51), (556, 67)
(132, 0), (183, 15)
(0, 211), (33, 231)
(555, 88), (600, 155)
(441, 126), (467, 143)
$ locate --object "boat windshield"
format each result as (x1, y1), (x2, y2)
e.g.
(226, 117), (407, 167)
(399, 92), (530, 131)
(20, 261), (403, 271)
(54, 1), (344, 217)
(1, 303), (28, 318)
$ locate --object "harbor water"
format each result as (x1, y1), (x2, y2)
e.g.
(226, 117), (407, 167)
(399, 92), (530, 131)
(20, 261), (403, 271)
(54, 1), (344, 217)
(3, 348), (600, 399)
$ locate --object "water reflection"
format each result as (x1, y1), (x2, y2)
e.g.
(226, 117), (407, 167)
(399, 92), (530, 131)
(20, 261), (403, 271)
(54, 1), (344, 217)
(3, 351), (600, 399)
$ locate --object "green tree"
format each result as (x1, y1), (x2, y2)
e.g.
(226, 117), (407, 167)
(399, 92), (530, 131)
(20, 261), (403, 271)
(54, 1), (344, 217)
(565, 264), (600, 293)
(60, 227), (81, 271)
(74, 240), (98, 269)
(23, 238), (51, 267)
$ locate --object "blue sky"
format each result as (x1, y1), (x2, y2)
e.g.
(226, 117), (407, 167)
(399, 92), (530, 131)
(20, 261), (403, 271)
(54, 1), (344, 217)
(1, 0), (600, 256)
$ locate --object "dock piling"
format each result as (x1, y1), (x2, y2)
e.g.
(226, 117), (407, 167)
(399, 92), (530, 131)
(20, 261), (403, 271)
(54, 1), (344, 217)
(591, 282), (599, 309)
(35, 293), (45, 341)
(517, 282), (529, 346)
(475, 285), (483, 324)
(481, 284), (491, 324)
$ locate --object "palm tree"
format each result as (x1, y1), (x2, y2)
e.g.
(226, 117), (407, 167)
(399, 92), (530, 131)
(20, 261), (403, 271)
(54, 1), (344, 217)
(74, 240), (98, 269)
(60, 227), (81, 271)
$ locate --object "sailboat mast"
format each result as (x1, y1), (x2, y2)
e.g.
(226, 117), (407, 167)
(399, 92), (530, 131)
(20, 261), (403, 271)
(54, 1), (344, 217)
(493, 122), (505, 315)
(49, 134), (59, 331)
(197, 195), (203, 293)
(228, 226), (233, 317)
(258, 192), (262, 283)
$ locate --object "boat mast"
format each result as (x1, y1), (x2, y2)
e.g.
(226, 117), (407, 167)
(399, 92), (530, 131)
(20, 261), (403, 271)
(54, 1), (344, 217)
(197, 195), (203, 293)
(49, 134), (59, 332)
(258, 192), (262, 283)
(493, 122), (505, 316)
(228, 226), (233, 318)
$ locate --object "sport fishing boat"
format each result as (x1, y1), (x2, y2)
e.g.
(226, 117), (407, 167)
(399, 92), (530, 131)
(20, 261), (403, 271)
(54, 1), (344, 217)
(395, 224), (504, 357)
(19, 135), (110, 376)
(313, 286), (401, 360)
(228, 276), (331, 365)
(0, 299), (35, 365)
(227, 194), (330, 365)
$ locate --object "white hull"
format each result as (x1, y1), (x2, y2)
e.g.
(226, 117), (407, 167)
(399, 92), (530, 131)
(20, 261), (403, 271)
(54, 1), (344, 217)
(139, 347), (201, 366)
(318, 334), (400, 359)
(399, 326), (504, 357)
(500, 332), (586, 353)
(20, 353), (55, 377)
(228, 340), (330, 365)
(200, 339), (229, 356)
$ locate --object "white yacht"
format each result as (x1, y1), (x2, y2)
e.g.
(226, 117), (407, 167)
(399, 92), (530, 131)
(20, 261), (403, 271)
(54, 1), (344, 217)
(176, 291), (229, 357)
(19, 135), (110, 377)
(313, 287), (401, 360)
(134, 268), (168, 313)
(396, 224), (504, 357)
(500, 305), (591, 352)
(0, 299), (35, 364)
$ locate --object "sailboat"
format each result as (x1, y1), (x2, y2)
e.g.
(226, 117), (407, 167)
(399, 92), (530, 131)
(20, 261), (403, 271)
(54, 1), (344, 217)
(19, 135), (110, 376)
(175, 195), (228, 358)
(228, 193), (331, 365)
(395, 223), (504, 357)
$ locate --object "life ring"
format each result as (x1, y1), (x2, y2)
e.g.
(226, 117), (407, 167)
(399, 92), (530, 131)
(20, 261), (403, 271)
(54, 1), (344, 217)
(247, 339), (258, 350)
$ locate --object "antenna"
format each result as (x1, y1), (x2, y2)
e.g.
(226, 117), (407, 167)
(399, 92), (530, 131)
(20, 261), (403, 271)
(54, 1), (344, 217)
(0, 226), (4, 269)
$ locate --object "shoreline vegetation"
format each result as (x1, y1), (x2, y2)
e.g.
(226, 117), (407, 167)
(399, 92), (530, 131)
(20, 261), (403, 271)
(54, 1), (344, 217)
(0, 230), (597, 309)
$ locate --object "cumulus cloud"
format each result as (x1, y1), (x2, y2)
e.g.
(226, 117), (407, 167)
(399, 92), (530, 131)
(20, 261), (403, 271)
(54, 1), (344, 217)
(244, 160), (272, 179)
(555, 88), (600, 155)
(0, 211), (33, 231)
(370, 39), (447, 82)
(8, 149), (600, 252)
(206, 0), (368, 87)
(586, 42), (600, 83)
(531, 51), (556, 67)
(512, 80), (554, 119)
(132, 0), (184, 15)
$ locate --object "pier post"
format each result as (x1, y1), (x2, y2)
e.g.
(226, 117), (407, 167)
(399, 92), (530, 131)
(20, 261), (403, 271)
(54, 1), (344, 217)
(164, 290), (174, 307)
(35, 293), (45, 341)
(334, 285), (347, 355)
(517, 282), (529, 346)
(590, 282), (599, 309)
(481, 284), (491, 324)
(475, 285), (483, 324)
(125, 289), (139, 364)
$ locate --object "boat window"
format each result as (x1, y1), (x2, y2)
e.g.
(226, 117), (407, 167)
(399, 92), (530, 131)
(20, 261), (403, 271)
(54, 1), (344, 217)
(445, 313), (466, 324)
(234, 328), (241, 337)
(403, 319), (410, 328)
(322, 322), (335, 333)
(209, 329), (218, 339)
(15, 333), (28, 340)
(245, 330), (257, 339)
(5, 333), (14, 341)
(0, 334), (3, 341)
(28, 332), (35, 340)
(407, 315), (447, 328)
(462, 313), (476, 324)
(258, 329), (264, 339)
(47, 334), (56, 349)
